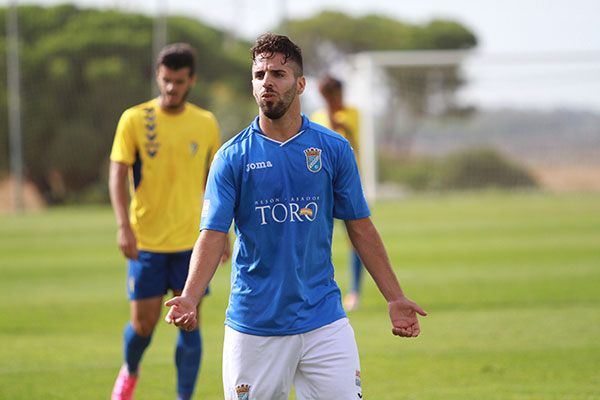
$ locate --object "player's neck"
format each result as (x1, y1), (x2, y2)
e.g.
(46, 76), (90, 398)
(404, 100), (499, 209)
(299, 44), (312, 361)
(259, 109), (303, 143)
(157, 96), (187, 115)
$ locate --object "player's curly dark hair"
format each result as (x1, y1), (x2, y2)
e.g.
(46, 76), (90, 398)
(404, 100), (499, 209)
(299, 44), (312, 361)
(251, 33), (303, 77)
(157, 43), (197, 77)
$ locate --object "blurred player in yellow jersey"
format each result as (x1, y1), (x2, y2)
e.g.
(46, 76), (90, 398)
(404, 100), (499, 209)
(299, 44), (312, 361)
(311, 75), (363, 312)
(109, 43), (229, 400)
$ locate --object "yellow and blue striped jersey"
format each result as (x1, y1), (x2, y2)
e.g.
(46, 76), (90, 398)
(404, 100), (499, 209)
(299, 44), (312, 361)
(110, 98), (221, 252)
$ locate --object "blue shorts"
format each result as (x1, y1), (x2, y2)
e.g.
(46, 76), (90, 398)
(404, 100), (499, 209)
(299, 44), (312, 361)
(127, 250), (209, 300)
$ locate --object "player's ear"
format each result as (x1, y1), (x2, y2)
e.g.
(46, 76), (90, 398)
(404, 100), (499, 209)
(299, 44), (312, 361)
(297, 76), (306, 95)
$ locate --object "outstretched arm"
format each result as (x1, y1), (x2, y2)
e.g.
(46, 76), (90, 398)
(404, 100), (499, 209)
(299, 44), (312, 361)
(165, 229), (228, 331)
(345, 217), (427, 337)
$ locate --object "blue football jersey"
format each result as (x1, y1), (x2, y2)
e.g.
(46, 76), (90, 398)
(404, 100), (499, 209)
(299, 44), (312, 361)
(200, 114), (370, 336)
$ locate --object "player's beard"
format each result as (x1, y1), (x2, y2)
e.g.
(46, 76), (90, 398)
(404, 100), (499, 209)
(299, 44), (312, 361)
(163, 87), (191, 111)
(258, 85), (297, 120)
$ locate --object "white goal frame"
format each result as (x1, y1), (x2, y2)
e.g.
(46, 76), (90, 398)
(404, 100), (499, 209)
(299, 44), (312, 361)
(348, 50), (471, 202)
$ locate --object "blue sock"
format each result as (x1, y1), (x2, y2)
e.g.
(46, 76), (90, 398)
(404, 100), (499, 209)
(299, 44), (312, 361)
(123, 322), (152, 375)
(351, 250), (363, 294)
(175, 328), (202, 398)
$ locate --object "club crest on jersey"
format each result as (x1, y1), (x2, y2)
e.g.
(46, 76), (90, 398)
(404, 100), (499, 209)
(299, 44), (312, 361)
(304, 147), (322, 173)
(235, 384), (250, 400)
(190, 141), (198, 156)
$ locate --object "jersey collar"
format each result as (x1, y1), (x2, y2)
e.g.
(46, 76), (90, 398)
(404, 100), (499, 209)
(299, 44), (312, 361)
(251, 113), (310, 146)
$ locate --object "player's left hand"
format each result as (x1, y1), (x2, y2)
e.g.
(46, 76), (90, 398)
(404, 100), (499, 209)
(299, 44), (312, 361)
(388, 296), (427, 337)
(165, 296), (198, 331)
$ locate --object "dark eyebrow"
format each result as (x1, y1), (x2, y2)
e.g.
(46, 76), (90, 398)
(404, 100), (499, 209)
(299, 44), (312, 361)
(253, 68), (287, 77)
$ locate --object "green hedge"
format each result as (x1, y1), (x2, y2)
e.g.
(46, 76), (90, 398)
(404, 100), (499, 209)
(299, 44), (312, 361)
(378, 148), (537, 191)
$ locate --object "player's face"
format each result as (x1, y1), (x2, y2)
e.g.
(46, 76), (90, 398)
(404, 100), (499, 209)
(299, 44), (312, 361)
(252, 52), (304, 120)
(156, 65), (196, 112)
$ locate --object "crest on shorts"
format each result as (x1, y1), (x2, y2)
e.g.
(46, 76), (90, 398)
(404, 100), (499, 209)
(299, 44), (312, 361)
(236, 384), (250, 400)
(304, 147), (322, 173)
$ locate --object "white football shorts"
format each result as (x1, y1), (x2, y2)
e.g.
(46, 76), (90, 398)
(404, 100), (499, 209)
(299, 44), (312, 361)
(222, 317), (362, 400)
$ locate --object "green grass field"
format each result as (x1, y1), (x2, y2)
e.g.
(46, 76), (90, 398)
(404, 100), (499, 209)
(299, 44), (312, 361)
(1, 190), (599, 399)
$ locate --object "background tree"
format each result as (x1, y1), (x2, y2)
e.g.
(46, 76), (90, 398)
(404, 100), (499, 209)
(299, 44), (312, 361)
(0, 6), (478, 204)
(0, 5), (254, 203)
(284, 11), (476, 75)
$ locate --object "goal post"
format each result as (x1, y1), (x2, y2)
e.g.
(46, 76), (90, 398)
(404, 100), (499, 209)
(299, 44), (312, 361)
(348, 50), (472, 202)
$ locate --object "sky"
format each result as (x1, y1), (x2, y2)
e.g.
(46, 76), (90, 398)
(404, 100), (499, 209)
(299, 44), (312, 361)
(10, 0), (600, 111)
(18, 0), (600, 53)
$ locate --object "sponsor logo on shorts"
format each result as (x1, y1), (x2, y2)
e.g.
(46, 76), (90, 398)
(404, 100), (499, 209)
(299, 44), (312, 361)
(356, 369), (363, 398)
(235, 384), (250, 400)
(128, 277), (135, 294)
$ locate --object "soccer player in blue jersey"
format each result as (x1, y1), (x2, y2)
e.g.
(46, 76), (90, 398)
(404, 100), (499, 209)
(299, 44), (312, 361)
(165, 33), (427, 399)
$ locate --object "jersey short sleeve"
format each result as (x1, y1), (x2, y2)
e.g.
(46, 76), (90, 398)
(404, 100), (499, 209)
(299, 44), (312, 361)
(332, 140), (370, 220)
(110, 109), (137, 165)
(200, 150), (237, 233)
(206, 113), (221, 164)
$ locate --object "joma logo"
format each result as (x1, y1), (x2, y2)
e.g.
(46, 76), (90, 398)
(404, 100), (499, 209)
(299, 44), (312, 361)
(246, 161), (273, 172)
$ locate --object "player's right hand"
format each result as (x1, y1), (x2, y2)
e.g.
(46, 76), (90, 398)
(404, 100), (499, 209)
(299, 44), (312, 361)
(165, 296), (198, 331)
(118, 225), (138, 260)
